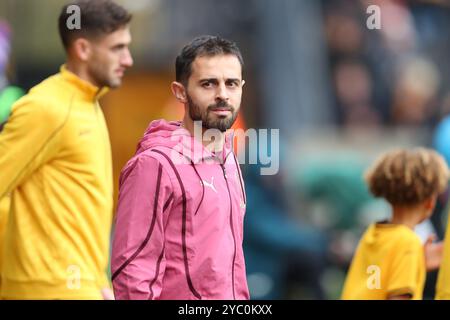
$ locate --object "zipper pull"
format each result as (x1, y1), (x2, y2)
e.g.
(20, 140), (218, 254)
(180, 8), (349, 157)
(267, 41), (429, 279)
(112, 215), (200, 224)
(221, 165), (228, 179)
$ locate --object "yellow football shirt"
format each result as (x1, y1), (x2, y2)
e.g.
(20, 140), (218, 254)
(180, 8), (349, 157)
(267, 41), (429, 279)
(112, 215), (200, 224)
(341, 222), (425, 300)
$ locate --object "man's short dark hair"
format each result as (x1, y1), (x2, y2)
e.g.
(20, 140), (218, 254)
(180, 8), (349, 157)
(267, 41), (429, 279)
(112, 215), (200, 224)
(176, 35), (244, 85)
(58, 0), (132, 50)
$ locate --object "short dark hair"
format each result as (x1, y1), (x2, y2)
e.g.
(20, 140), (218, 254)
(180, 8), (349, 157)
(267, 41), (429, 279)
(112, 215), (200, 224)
(176, 35), (244, 85)
(58, 0), (132, 50)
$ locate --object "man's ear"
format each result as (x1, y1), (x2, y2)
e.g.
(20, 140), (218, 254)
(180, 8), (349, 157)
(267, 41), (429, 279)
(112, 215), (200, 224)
(71, 38), (92, 62)
(242, 80), (246, 87)
(171, 81), (188, 103)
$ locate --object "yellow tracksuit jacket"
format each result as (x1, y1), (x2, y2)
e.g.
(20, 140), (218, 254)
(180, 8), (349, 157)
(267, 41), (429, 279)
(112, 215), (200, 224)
(0, 65), (113, 299)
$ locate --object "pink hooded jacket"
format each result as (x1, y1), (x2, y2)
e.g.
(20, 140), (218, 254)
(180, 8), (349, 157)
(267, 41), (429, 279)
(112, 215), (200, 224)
(111, 120), (249, 300)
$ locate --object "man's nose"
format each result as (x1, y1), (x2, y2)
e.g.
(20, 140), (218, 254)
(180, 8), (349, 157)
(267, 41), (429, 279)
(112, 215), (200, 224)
(122, 48), (134, 68)
(216, 83), (229, 101)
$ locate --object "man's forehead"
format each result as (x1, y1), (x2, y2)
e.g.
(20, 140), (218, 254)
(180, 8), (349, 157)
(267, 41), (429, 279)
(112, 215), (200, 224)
(191, 54), (242, 78)
(98, 26), (132, 44)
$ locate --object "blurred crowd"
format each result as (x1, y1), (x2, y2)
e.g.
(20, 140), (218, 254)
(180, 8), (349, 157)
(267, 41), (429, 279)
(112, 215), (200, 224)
(325, 0), (450, 129)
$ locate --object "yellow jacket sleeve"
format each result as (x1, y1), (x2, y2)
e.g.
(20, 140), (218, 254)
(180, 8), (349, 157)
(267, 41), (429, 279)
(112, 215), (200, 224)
(0, 97), (66, 199)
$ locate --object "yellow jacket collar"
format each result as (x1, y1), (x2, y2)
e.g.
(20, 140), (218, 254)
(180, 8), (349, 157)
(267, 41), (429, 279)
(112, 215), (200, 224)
(60, 65), (109, 101)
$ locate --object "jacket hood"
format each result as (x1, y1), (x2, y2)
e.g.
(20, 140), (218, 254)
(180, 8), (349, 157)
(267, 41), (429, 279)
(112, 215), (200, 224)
(136, 119), (234, 163)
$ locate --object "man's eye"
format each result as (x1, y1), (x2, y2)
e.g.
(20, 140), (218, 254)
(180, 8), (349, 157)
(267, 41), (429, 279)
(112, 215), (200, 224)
(227, 81), (239, 87)
(202, 82), (212, 88)
(112, 45), (125, 52)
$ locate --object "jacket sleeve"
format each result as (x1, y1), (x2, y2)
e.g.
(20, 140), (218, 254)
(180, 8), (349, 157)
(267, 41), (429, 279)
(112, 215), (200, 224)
(111, 154), (174, 300)
(0, 97), (64, 199)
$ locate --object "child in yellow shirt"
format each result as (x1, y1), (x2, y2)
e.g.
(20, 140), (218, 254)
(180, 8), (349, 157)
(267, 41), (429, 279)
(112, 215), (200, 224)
(341, 148), (449, 300)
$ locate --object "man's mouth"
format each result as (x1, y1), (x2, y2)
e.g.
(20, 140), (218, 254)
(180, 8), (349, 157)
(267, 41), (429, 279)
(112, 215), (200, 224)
(116, 69), (126, 77)
(211, 108), (232, 116)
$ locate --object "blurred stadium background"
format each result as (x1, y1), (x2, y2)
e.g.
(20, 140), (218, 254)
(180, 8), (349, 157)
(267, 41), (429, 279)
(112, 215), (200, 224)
(1, 0), (450, 299)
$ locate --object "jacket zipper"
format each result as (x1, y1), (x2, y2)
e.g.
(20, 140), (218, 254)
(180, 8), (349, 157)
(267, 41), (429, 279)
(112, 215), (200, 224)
(221, 164), (236, 300)
(94, 102), (111, 191)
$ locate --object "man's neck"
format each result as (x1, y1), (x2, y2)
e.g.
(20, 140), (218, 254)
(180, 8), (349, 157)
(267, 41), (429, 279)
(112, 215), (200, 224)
(66, 60), (99, 88)
(182, 117), (226, 153)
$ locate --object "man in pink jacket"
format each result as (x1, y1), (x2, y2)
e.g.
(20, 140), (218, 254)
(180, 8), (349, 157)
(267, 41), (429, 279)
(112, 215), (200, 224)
(111, 35), (249, 300)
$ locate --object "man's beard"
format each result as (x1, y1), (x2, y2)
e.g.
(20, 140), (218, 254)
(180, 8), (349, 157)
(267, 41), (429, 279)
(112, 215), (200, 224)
(89, 63), (121, 89)
(187, 94), (238, 132)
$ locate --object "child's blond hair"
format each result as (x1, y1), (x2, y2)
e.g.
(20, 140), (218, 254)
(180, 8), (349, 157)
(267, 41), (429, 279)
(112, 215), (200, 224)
(365, 148), (449, 206)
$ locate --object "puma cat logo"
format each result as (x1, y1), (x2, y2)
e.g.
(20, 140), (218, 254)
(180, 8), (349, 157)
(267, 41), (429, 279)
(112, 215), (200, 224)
(201, 176), (218, 193)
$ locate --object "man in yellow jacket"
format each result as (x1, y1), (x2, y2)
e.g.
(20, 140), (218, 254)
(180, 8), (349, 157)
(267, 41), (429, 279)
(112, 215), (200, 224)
(0, 0), (133, 299)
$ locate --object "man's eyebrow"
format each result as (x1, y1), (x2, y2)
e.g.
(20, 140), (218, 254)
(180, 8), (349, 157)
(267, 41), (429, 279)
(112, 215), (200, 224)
(111, 42), (129, 49)
(199, 78), (219, 83)
(199, 78), (241, 82)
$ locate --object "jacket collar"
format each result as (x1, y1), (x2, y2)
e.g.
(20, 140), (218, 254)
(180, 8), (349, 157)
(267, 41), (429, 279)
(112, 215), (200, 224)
(60, 64), (109, 101)
(174, 123), (234, 164)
